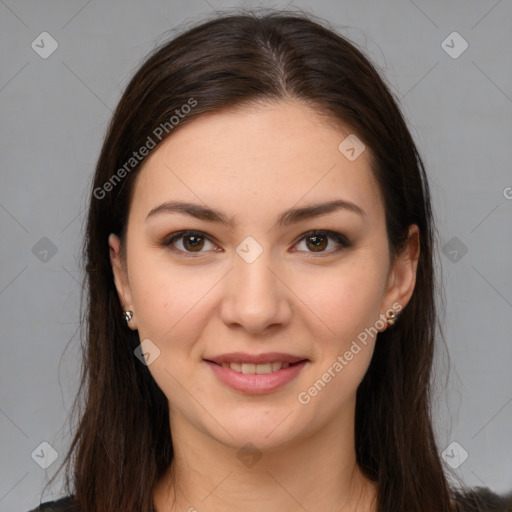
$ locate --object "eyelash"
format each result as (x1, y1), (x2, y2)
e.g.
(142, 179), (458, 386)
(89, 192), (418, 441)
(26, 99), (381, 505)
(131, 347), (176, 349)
(159, 229), (352, 258)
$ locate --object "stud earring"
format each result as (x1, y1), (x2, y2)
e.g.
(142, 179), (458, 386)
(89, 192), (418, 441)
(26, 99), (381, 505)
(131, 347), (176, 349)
(122, 311), (133, 324)
(387, 310), (397, 326)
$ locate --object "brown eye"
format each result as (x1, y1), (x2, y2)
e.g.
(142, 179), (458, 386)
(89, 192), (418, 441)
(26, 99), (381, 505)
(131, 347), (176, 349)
(305, 234), (328, 252)
(293, 230), (351, 255)
(162, 231), (217, 257)
(182, 234), (205, 252)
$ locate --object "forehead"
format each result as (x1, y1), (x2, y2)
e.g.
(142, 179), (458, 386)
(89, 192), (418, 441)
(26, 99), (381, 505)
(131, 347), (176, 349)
(129, 100), (384, 225)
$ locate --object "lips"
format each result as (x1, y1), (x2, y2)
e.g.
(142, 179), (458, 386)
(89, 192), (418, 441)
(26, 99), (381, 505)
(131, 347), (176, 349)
(205, 358), (309, 394)
(204, 352), (309, 393)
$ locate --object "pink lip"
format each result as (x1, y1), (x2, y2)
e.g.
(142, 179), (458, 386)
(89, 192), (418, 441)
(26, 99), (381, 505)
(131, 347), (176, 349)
(206, 352), (306, 365)
(205, 360), (308, 394)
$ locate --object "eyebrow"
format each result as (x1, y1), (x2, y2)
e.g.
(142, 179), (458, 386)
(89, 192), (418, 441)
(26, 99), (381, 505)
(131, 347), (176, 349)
(145, 199), (366, 228)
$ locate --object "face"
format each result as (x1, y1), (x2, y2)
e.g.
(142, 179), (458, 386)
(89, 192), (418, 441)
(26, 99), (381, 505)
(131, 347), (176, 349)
(109, 100), (419, 452)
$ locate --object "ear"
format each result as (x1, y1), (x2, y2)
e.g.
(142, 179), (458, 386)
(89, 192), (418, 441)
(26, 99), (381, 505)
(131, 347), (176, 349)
(108, 233), (136, 329)
(379, 224), (420, 330)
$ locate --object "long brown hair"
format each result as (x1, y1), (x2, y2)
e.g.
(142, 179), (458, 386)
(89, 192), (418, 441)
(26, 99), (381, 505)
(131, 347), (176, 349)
(46, 8), (469, 512)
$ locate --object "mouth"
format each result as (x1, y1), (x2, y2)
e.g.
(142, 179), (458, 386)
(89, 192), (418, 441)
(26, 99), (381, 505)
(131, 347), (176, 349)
(203, 354), (309, 394)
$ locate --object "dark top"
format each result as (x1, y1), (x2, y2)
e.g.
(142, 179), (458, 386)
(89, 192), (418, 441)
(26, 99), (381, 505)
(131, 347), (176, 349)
(27, 487), (512, 511)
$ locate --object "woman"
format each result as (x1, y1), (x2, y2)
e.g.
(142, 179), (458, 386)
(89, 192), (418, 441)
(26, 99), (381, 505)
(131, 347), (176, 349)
(28, 9), (510, 512)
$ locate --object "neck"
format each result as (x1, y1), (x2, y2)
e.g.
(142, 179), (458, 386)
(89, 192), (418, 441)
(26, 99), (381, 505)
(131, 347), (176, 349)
(153, 404), (377, 512)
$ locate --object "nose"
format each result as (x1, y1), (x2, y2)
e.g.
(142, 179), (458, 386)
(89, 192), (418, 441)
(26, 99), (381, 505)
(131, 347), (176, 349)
(219, 248), (293, 334)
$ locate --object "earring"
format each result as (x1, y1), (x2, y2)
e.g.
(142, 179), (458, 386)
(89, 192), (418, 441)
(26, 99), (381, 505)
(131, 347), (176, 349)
(123, 311), (133, 324)
(386, 310), (397, 326)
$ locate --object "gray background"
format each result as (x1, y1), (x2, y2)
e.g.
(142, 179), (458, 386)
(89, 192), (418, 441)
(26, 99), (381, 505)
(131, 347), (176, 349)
(1, 0), (511, 510)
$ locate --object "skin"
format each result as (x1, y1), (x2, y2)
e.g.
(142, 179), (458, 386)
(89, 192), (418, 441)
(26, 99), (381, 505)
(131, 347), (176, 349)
(109, 100), (420, 512)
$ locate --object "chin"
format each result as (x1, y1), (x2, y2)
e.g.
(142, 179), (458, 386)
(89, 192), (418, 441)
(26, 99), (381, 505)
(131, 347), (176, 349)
(203, 409), (304, 451)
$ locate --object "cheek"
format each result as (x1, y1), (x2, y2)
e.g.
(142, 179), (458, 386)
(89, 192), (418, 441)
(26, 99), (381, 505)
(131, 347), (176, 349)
(297, 258), (386, 345)
(129, 263), (213, 398)
(128, 252), (219, 345)
(297, 264), (384, 410)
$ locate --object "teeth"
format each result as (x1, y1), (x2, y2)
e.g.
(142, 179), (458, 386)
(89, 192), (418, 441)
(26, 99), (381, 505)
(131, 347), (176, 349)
(220, 361), (291, 374)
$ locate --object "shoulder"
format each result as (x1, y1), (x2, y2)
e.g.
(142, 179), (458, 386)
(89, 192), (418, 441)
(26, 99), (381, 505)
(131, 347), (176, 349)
(27, 495), (77, 512)
(452, 487), (512, 512)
